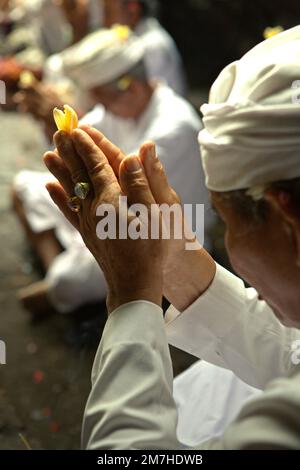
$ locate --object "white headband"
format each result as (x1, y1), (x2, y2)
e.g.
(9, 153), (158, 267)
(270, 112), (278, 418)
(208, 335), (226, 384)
(199, 25), (300, 192)
(62, 25), (145, 90)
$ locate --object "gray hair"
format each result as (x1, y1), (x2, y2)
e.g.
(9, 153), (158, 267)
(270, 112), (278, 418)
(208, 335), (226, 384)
(111, 59), (148, 88)
(216, 178), (300, 223)
(126, 59), (148, 81)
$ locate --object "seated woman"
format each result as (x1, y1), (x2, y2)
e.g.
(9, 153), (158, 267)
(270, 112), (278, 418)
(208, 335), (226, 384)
(44, 25), (300, 449)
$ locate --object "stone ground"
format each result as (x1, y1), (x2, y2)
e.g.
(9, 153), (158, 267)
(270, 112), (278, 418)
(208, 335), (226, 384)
(0, 112), (196, 450)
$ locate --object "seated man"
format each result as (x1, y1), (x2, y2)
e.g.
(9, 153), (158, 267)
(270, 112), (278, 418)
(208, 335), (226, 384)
(12, 0), (186, 138)
(14, 25), (261, 447)
(13, 26), (212, 316)
(44, 25), (300, 449)
(101, 0), (187, 96)
(14, 18), (265, 446)
(45, 0), (186, 95)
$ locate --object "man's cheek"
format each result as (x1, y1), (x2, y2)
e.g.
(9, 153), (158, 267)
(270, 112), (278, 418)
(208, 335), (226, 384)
(227, 243), (251, 282)
(224, 232), (240, 267)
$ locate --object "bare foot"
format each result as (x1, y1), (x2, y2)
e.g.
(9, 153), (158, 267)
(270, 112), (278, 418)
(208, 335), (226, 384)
(12, 189), (63, 271)
(18, 280), (55, 317)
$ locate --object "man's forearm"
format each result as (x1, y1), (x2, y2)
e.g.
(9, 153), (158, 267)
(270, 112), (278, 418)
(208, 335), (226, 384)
(164, 248), (216, 312)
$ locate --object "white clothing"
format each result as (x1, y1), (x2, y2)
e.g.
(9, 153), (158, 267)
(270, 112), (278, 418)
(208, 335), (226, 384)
(135, 18), (186, 97)
(166, 264), (298, 389)
(45, 17), (186, 99)
(82, 265), (300, 449)
(16, 0), (71, 56)
(15, 85), (212, 312)
(174, 360), (261, 447)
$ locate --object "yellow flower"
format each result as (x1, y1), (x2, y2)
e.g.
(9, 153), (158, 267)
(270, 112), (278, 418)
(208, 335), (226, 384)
(19, 71), (36, 88)
(263, 26), (284, 40)
(53, 104), (78, 133)
(112, 24), (130, 42)
(117, 75), (132, 91)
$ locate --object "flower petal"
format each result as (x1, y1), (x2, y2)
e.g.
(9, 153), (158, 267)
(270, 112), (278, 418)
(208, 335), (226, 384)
(64, 104), (78, 132)
(53, 105), (78, 133)
(53, 108), (67, 132)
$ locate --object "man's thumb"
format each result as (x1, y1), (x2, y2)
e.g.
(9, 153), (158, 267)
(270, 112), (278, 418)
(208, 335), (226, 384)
(119, 156), (155, 206)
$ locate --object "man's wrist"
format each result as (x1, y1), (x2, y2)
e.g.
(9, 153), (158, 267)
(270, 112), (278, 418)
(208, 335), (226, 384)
(164, 248), (216, 312)
(107, 286), (163, 315)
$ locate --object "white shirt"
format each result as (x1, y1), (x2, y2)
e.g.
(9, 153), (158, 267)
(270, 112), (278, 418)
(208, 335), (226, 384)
(16, 0), (72, 56)
(135, 18), (187, 97)
(173, 360), (261, 446)
(15, 85), (213, 313)
(82, 264), (300, 449)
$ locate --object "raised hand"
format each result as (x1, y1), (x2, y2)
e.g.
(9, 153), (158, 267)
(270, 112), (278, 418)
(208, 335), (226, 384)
(44, 126), (164, 313)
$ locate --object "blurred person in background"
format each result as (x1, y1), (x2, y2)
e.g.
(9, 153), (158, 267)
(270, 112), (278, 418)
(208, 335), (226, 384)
(0, 0), (102, 59)
(101, 0), (186, 96)
(0, 1), (102, 112)
(12, 26), (211, 317)
(11, 0), (186, 136)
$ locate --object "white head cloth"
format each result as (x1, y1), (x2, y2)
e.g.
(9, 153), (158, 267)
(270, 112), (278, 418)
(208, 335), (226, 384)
(62, 25), (145, 90)
(199, 25), (300, 192)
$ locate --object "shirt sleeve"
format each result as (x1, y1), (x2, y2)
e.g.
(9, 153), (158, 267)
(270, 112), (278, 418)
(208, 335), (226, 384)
(165, 264), (300, 389)
(82, 299), (300, 450)
(81, 301), (180, 450)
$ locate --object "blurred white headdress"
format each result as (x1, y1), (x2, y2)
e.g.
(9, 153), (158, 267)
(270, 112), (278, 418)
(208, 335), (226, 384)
(62, 25), (145, 90)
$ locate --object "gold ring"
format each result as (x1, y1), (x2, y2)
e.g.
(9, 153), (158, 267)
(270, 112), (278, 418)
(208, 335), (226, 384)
(74, 182), (90, 200)
(67, 196), (81, 213)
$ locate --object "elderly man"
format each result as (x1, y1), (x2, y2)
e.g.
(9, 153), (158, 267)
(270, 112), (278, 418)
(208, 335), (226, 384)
(101, 0), (186, 96)
(14, 25), (262, 447)
(14, 0), (186, 136)
(13, 26), (211, 315)
(45, 25), (300, 449)
(48, 0), (186, 95)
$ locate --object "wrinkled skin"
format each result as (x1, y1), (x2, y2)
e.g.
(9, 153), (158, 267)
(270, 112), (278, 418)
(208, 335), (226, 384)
(44, 126), (164, 313)
(212, 191), (300, 328)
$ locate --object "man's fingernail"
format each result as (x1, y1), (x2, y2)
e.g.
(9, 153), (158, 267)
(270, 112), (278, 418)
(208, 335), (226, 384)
(148, 145), (157, 160)
(125, 157), (141, 173)
(55, 130), (66, 142)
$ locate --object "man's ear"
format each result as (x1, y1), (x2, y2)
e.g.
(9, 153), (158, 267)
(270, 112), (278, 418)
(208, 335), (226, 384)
(265, 188), (300, 265)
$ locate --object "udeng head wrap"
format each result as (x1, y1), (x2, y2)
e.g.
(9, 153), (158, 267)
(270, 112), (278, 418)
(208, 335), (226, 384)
(199, 26), (300, 192)
(62, 25), (145, 90)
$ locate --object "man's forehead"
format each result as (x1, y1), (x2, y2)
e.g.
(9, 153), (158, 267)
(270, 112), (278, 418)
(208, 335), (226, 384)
(90, 82), (119, 95)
